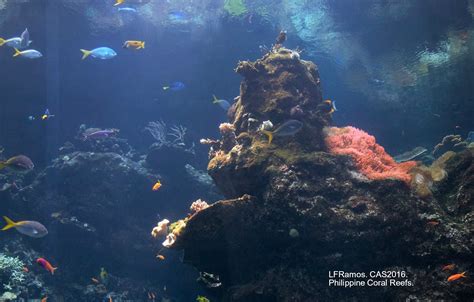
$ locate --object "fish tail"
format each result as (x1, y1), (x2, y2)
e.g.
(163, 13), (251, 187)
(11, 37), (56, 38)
(163, 86), (169, 90)
(212, 95), (219, 103)
(461, 271), (467, 277)
(1, 216), (17, 231)
(80, 49), (91, 60)
(261, 130), (274, 145)
(51, 267), (58, 275)
(0, 38), (5, 46)
(13, 48), (21, 57)
(141, 42), (145, 49)
(0, 162), (6, 170)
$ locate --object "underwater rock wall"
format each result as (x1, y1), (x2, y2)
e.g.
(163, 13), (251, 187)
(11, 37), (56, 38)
(171, 49), (474, 301)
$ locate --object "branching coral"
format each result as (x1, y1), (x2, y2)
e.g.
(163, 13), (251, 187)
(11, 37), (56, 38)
(324, 126), (417, 184)
(145, 120), (168, 147)
(0, 253), (26, 291)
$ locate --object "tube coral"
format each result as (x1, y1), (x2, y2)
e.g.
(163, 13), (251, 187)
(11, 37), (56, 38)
(324, 126), (417, 184)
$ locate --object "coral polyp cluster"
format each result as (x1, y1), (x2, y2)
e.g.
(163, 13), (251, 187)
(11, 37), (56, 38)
(324, 126), (418, 184)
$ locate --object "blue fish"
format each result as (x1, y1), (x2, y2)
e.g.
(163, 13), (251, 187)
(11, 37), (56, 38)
(212, 95), (231, 111)
(163, 81), (185, 91)
(118, 7), (137, 13)
(20, 28), (31, 49)
(13, 48), (42, 59)
(80, 47), (117, 60)
(168, 11), (188, 22)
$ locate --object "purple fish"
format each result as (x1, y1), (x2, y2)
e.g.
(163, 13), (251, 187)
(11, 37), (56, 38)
(0, 155), (34, 170)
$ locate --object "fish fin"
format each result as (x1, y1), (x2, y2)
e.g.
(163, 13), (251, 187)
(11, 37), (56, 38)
(1, 216), (17, 231)
(141, 42), (145, 49)
(462, 271), (467, 277)
(52, 267), (58, 275)
(122, 42), (128, 49)
(0, 38), (5, 46)
(163, 86), (169, 90)
(80, 49), (91, 60)
(261, 130), (273, 145)
(212, 95), (219, 103)
(0, 162), (6, 170)
(13, 48), (21, 57)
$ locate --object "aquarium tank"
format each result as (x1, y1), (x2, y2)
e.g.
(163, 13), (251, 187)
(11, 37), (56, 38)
(0, 0), (473, 301)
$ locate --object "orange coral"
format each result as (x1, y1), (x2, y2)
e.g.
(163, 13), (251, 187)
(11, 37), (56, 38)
(325, 126), (417, 184)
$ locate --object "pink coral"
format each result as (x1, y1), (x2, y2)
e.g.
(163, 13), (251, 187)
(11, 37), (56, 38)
(190, 199), (209, 214)
(324, 127), (417, 184)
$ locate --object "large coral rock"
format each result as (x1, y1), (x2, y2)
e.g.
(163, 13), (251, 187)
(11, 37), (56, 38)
(11, 151), (160, 277)
(172, 50), (474, 301)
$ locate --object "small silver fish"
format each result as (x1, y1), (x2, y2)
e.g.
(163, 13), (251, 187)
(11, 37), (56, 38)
(13, 48), (42, 59)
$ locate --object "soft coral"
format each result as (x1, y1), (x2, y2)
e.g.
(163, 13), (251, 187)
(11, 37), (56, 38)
(325, 126), (417, 184)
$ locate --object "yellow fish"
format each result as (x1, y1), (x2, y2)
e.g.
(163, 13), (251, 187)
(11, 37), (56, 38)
(123, 40), (145, 50)
(114, 0), (124, 6)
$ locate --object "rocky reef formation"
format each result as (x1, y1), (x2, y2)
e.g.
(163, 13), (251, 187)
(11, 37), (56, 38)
(169, 48), (474, 301)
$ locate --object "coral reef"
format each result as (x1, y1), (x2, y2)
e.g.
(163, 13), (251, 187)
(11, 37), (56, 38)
(0, 253), (25, 294)
(433, 134), (469, 158)
(325, 126), (417, 184)
(166, 49), (474, 301)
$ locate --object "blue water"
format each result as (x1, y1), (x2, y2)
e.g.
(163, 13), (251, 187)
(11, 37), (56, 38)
(0, 1), (473, 301)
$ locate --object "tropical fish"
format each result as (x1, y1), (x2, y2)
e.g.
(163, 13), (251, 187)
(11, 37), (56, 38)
(80, 47), (117, 60)
(91, 277), (100, 284)
(118, 7), (137, 13)
(261, 120), (303, 144)
(0, 37), (21, 48)
(100, 267), (108, 281)
(163, 81), (185, 91)
(114, 0), (125, 6)
(82, 129), (119, 140)
(0, 155), (34, 170)
(212, 95), (231, 111)
(41, 297), (47, 302)
(0, 31), (32, 49)
(152, 180), (162, 191)
(20, 28), (31, 49)
(13, 48), (42, 59)
(427, 220), (439, 226)
(41, 109), (55, 120)
(36, 257), (58, 275)
(317, 99), (337, 115)
(442, 264), (456, 271)
(156, 254), (165, 260)
(1, 216), (48, 238)
(447, 271), (467, 282)
(123, 40), (145, 50)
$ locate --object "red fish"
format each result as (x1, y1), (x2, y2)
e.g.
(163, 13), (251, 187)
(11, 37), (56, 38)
(447, 271), (467, 282)
(442, 264), (456, 271)
(36, 258), (58, 275)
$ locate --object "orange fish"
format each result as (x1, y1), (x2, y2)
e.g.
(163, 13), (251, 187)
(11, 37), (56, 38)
(36, 258), (58, 275)
(156, 254), (165, 260)
(427, 220), (440, 226)
(447, 271), (467, 282)
(442, 264), (456, 271)
(91, 277), (100, 284)
(152, 180), (162, 191)
(41, 297), (47, 302)
(123, 40), (145, 50)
